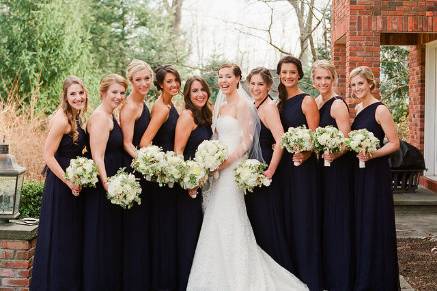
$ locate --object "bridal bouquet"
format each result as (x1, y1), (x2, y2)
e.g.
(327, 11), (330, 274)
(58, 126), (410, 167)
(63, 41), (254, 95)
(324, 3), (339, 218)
(234, 159), (271, 194)
(65, 157), (98, 187)
(194, 140), (228, 172)
(131, 145), (166, 183)
(345, 129), (380, 168)
(161, 151), (186, 188)
(179, 160), (208, 190)
(281, 125), (314, 166)
(313, 126), (346, 167)
(107, 169), (141, 209)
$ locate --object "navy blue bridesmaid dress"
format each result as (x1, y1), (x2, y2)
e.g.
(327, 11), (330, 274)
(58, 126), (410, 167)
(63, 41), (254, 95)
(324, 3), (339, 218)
(279, 93), (322, 291)
(31, 122), (85, 291)
(82, 116), (124, 291)
(150, 105), (179, 290)
(244, 96), (293, 272)
(177, 124), (212, 291)
(123, 102), (151, 291)
(352, 102), (400, 291)
(318, 97), (354, 291)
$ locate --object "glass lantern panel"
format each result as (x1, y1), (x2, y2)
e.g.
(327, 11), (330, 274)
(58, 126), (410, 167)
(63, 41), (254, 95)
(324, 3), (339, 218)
(14, 174), (24, 214)
(0, 176), (17, 215)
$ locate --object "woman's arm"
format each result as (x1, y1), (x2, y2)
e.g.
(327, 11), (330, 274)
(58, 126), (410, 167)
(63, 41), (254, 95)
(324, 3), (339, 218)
(43, 110), (80, 195)
(139, 102), (170, 148)
(88, 112), (111, 191)
(261, 102), (284, 178)
(174, 110), (195, 155)
(358, 105), (400, 161)
(120, 102), (140, 158)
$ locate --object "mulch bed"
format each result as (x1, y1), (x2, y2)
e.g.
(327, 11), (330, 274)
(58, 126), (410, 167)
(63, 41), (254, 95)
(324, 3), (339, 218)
(398, 237), (437, 290)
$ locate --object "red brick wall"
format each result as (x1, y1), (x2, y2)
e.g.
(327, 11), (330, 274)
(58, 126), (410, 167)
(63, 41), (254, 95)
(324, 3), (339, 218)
(0, 239), (36, 290)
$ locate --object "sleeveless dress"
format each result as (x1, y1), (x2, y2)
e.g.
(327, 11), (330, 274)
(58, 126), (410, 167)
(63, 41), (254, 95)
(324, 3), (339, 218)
(352, 102), (400, 291)
(31, 123), (85, 291)
(123, 103), (151, 290)
(318, 97), (354, 291)
(187, 115), (308, 291)
(83, 116), (124, 291)
(279, 93), (322, 291)
(244, 96), (293, 272)
(150, 105), (179, 290)
(177, 124), (212, 291)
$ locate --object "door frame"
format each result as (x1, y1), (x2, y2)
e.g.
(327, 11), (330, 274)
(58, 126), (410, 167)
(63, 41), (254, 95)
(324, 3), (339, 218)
(425, 40), (437, 176)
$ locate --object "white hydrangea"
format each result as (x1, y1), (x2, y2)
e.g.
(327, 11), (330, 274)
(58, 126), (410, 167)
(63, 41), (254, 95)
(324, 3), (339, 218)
(281, 125), (314, 154)
(65, 157), (99, 187)
(132, 145), (166, 183)
(194, 140), (229, 172)
(346, 129), (381, 168)
(107, 169), (141, 209)
(161, 151), (186, 188)
(234, 159), (271, 194)
(313, 126), (345, 166)
(179, 160), (208, 190)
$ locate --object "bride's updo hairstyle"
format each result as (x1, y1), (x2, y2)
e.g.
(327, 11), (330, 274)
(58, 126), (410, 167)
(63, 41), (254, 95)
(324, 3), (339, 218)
(219, 63), (242, 88)
(154, 64), (181, 91)
(276, 55), (304, 111)
(182, 76), (213, 126)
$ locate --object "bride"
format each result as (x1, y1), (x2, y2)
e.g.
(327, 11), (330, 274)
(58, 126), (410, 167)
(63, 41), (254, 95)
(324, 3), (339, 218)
(186, 64), (308, 291)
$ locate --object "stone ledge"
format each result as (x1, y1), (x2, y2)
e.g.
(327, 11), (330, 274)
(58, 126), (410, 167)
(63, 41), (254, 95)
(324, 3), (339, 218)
(0, 223), (38, 241)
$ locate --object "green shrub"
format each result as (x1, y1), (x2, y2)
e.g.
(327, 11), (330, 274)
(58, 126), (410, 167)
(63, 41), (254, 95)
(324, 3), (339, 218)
(19, 180), (44, 218)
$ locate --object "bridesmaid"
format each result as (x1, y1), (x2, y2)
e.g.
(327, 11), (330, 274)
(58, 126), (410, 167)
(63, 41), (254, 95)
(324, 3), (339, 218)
(139, 65), (181, 290)
(312, 60), (353, 291)
(276, 56), (322, 290)
(244, 67), (293, 272)
(83, 74), (127, 291)
(349, 66), (400, 291)
(31, 76), (87, 291)
(174, 76), (213, 290)
(119, 59), (153, 290)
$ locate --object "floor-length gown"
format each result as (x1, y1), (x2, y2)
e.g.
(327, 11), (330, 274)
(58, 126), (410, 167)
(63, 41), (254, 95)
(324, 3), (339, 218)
(31, 123), (86, 291)
(279, 93), (322, 291)
(245, 97), (293, 272)
(318, 97), (354, 291)
(352, 102), (400, 291)
(123, 103), (151, 290)
(83, 116), (124, 291)
(150, 105), (179, 290)
(187, 115), (308, 291)
(177, 124), (212, 291)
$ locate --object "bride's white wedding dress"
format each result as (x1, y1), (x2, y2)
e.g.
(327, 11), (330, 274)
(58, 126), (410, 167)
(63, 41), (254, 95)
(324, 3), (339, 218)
(187, 115), (308, 291)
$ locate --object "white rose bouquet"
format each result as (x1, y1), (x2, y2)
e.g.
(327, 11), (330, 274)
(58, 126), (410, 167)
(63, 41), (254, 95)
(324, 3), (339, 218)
(345, 129), (380, 168)
(281, 125), (314, 166)
(179, 160), (208, 190)
(107, 169), (142, 209)
(234, 159), (271, 194)
(313, 126), (346, 167)
(194, 140), (228, 172)
(161, 151), (186, 188)
(131, 145), (166, 183)
(65, 157), (98, 187)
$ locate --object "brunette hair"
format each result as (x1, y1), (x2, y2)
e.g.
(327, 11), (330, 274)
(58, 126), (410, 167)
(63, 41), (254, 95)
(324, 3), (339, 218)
(218, 63), (242, 88)
(182, 76), (213, 126)
(154, 65), (181, 91)
(246, 67), (273, 87)
(276, 55), (304, 111)
(60, 76), (88, 143)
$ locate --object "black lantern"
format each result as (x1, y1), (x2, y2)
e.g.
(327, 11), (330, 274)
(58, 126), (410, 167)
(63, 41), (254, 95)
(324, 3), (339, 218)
(0, 139), (26, 223)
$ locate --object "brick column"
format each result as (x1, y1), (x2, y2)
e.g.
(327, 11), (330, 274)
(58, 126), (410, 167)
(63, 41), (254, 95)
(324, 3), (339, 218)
(0, 224), (38, 291)
(408, 44), (426, 152)
(332, 43), (347, 97)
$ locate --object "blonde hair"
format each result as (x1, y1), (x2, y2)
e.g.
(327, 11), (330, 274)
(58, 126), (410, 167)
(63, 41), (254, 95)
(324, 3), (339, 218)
(349, 66), (377, 90)
(311, 60), (338, 82)
(99, 74), (128, 99)
(126, 59), (154, 82)
(60, 76), (88, 143)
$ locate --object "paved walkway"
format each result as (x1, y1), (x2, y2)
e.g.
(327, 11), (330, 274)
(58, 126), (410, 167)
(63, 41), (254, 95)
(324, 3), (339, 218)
(394, 187), (437, 290)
